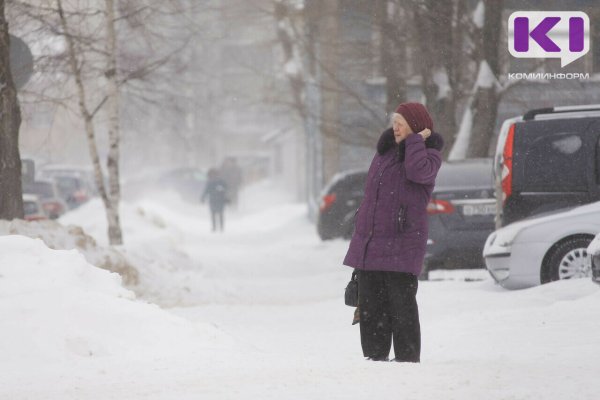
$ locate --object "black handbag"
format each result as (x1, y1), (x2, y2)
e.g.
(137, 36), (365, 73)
(344, 270), (359, 307)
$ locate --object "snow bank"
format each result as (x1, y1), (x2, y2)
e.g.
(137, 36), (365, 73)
(0, 219), (138, 284)
(59, 197), (205, 306)
(0, 235), (228, 367)
(56, 180), (313, 307)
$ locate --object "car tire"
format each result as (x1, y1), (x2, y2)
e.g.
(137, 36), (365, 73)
(542, 236), (593, 283)
(317, 230), (334, 241)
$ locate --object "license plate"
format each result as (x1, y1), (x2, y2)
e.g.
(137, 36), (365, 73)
(462, 203), (496, 216)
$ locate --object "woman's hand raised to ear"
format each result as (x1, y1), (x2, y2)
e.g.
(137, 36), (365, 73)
(417, 128), (431, 140)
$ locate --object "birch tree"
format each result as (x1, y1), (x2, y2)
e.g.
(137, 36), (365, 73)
(11, 0), (197, 244)
(104, 0), (121, 244)
(56, 0), (123, 244)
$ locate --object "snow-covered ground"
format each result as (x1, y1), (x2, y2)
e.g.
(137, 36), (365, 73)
(2, 180), (600, 399)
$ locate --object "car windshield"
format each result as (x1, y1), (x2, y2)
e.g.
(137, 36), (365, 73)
(436, 160), (493, 188)
(54, 176), (81, 197)
(322, 171), (367, 195)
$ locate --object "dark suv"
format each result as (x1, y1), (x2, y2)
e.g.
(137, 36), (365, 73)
(494, 105), (600, 228)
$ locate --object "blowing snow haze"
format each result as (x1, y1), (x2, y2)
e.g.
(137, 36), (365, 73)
(2, 0), (600, 398)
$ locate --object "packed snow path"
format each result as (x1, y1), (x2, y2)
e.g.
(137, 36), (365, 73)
(3, 180), (599, 399)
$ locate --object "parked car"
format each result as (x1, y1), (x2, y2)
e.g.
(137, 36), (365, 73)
(483, 201), (599, 290)
(22, 194), (48, 222)
(423, 158), (496, 277)
(317, 159), (496, 277)
(51, 175), (92, 209)
(494, 105), (600, 228)
(39, 164), (95, 186)
(317, 169), (367, 240)
(22, 179), (68, 219)
(587, 233), (600, 285)
(40, 164), (97, 193)
(38, 165), (97, 209)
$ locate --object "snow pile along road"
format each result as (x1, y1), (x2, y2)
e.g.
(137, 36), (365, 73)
(0, 219), (138, 284)
(0, 236), (231, 382)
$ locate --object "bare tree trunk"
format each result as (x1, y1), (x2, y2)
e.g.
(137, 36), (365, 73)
(274, 0), (307, 120)
(411, 2), (435, 104)
(274, 0), (313, 204)
(376, 0), (406, 115)
(0, 0), (23, 220)
(468, 81), (500, 157)
(467, 0), (503, 157)
(104, 0), (123, 245)
(57, 0), (123, 244)
(410, 0), (458, 155)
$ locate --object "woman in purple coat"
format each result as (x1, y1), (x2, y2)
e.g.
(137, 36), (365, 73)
(343, 102), (444, 362)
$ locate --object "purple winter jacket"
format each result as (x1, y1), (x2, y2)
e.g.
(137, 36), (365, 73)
(343, 128), (444, 276)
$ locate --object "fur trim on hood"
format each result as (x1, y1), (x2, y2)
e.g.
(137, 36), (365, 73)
(376, 128), (444, 161)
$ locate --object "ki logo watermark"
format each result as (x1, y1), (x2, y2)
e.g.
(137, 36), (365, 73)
(508, 11), (590, 68)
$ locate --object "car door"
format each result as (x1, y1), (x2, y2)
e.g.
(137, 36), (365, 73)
(508, 118), (593, 224)
(589, 120), (600, 201)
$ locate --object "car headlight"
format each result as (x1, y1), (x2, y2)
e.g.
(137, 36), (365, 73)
(494, 228), (521, 248)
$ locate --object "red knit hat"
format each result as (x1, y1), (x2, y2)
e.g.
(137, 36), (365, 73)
(394, 102), (433, 133)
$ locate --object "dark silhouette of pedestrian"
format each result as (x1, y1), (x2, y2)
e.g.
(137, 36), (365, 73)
(201, 168), (228, 232)
(219, 157), (242, 209)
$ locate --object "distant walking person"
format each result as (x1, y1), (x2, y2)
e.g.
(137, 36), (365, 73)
(219, 157), (242, 208)
(201, 168), (228, 232)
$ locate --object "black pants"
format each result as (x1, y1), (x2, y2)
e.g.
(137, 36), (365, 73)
(358, 270), (420, 362)
(210, 208), (224, 231)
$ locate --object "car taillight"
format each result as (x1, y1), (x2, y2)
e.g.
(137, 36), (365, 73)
(427, 199), (455, 215)
(501, 123), (515, 205)
(320, 193), (337, 212)
(43, 201), (63, 213)
(73, 190), (89, 203)
(25, 214), (47, 222)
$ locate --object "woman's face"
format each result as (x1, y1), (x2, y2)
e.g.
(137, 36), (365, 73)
(392, 113), (413, 143)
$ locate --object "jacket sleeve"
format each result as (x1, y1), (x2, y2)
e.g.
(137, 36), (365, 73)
(404, 133), (442, 185)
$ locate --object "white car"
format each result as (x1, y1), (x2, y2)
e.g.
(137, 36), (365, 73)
(22, 194), (47, 222)
(483, 201), (600, 289)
